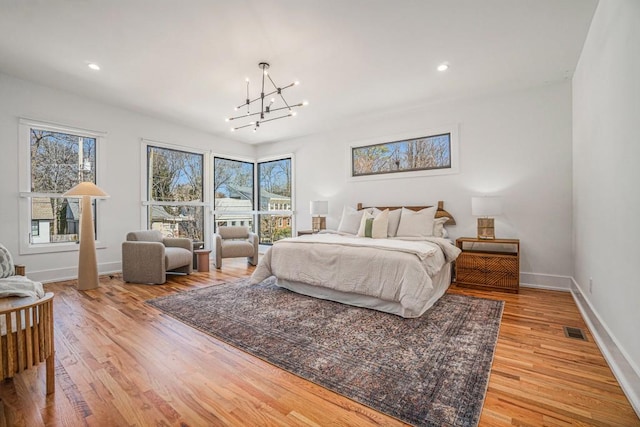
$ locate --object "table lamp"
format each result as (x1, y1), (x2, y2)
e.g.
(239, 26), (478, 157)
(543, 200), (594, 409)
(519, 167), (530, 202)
(310, 200), (328, 233)
(63, 182), (109, 290)
(471, 196), (502, 240)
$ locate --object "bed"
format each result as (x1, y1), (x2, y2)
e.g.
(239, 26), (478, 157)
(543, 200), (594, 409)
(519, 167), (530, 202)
(250, 202), (461, 318)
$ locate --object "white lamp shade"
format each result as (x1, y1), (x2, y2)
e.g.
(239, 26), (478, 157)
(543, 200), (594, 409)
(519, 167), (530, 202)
(472, 196), (502, 216)
(310, 200), (328, 216)
(63, 182), (109, 198)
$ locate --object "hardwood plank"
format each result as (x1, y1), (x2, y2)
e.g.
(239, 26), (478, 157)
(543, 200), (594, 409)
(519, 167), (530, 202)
(0, 261), (637, 426)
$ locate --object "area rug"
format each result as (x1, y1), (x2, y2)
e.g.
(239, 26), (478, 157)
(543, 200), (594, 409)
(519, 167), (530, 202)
(147, 277), (504, 427)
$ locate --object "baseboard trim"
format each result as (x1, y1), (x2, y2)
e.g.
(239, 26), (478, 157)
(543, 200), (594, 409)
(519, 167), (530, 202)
(30, 262), (122, 284)
(520, 272), (572, 291)
(570, 278), (640, 417)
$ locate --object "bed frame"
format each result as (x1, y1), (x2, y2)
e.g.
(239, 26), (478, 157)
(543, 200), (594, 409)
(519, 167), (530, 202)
(356, 201), (456, 225)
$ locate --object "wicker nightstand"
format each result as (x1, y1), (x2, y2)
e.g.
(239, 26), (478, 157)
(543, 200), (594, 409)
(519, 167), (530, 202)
(454, 237), (520, 293)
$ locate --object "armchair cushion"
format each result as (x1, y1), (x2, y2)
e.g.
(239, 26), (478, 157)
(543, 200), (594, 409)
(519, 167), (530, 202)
(165, 247), (192, 271)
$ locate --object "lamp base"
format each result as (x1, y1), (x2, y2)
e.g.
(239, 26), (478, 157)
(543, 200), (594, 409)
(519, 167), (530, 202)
(312, 216), (326, 233)
(477, 217), (495, 240)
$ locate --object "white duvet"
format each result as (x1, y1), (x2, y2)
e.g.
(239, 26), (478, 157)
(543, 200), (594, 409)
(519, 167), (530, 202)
(250, 232), (461, 316)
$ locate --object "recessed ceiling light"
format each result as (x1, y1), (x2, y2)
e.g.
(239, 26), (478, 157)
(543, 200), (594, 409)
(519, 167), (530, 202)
(437, 63), (449, 72)
(87, 63), (101, 71)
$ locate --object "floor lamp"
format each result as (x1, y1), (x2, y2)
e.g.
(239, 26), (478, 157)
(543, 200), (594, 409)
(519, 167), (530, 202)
(63, 182), (109, 290)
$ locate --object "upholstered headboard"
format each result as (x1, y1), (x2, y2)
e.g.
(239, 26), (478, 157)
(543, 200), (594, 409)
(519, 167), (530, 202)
(356, 201), (456, 225)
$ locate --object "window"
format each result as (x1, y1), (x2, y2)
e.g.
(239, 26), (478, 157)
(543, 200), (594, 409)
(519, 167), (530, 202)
(258, 157), (293, 245)
(146, 144), (205, 241)
(353, 133), (451, 176)
(19, 119), (104, 254)
(213, 157), (254, 231)
(350, 127), (459, 180)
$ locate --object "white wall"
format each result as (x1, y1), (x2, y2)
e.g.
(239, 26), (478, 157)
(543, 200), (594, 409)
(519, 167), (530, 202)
(258, 82), (574, 287)
(573, 0), (640, 397)
(0, 72), (254, 281)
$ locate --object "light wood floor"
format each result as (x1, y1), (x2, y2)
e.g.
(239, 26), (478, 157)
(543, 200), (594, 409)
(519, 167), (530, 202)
(1, 259), (638, 426)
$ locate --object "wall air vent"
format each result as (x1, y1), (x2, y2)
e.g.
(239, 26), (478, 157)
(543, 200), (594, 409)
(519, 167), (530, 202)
(563, 326), (588, 341)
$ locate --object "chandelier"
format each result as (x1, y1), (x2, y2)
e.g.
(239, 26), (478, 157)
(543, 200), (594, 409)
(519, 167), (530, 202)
(226, 62), (307, 132)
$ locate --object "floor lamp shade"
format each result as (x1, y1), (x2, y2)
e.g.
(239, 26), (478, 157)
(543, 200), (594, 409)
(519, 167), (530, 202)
(471, 196), (502, 240)
(63, 182), (109, 290)
(310, 200), (328, 232)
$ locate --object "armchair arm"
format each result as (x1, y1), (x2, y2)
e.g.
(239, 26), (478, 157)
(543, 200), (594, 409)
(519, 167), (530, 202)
(247, 232), (259, 266)
(163, 237), (193, 252)
(213, 233), (222, 269)
(122, 241), (166, 284)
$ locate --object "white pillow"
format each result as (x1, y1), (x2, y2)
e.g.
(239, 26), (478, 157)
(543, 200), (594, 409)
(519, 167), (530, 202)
(395, 206), (437, 238)
(387, 208), (402, 237)
(337, 207), (364, 235)
(357, 209), (389, 239)
(432, 217), (449, 238)
(0, 243), (15, 278)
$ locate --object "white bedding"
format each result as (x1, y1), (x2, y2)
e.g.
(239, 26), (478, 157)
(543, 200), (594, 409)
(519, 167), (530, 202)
(250, 232), (461, 317)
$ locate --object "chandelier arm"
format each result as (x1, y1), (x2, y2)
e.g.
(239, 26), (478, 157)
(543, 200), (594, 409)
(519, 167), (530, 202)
(228, 111), (263, 121)
(261, 65), (268, 119)
(259, 114), (296, 124)
(267, 103), (303, 114)
(232, 122), (255, 130)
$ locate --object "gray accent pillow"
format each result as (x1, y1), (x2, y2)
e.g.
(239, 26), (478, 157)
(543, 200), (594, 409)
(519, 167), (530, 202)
(0, 243), (15, 278)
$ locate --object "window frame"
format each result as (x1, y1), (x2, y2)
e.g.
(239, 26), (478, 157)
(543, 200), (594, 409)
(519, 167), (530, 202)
(348, 125), (459, 182)
(18, 118), (107, 255)
(140, 139), (210, 242)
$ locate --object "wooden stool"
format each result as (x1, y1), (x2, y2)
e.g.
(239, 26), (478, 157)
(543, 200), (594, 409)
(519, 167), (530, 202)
(194, 249), (212, 272)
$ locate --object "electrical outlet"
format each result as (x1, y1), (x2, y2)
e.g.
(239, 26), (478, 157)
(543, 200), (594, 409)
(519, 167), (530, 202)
(589, 277), (593, 293)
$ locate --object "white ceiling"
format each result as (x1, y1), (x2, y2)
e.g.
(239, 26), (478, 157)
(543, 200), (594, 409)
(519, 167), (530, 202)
(0, 0), (597, 144)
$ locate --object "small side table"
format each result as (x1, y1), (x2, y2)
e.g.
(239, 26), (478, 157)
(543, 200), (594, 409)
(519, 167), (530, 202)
(194, 249), (212, 272)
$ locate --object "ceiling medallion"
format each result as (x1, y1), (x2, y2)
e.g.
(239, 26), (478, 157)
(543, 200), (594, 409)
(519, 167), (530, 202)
(226, 62), (307, 132)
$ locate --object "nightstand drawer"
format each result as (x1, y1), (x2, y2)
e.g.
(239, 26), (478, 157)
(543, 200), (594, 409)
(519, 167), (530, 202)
(457, 252), (517, 273)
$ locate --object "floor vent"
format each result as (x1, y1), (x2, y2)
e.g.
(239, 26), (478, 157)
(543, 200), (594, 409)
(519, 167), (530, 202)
(563, 326), (588, 341)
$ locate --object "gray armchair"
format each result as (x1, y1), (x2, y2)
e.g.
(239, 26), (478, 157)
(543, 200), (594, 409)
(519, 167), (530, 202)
(122, 230), (193, 284)
(213, 226), (258, 269)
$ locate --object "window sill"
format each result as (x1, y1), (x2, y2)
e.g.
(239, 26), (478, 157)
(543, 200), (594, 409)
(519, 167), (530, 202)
(19, 241), (107, 255)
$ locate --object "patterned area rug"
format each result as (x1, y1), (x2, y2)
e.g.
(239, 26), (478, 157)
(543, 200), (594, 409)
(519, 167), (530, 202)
(147, 278), (504, 427)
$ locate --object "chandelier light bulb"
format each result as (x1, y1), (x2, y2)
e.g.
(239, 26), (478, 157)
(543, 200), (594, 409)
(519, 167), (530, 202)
(303, 100), (309, 106)
(294, 80), (300, 85)
(230, 128), (236, 132)
(437, 63), (449, 72)
(245, 77), (250, 82)
(224, 118), (229, 122)
(87, 63), (101, 71)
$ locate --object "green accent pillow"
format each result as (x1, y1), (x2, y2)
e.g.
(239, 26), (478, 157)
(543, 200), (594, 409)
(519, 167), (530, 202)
(364, 218), (374, 238)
